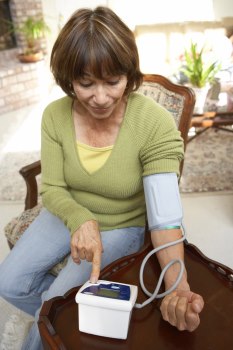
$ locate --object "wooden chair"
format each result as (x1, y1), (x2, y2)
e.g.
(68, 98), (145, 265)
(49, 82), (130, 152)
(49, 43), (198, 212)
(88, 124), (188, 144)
(4, 74), (195, 276)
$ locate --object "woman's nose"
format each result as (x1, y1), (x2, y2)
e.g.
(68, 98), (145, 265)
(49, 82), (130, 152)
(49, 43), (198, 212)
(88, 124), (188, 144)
(93, 85), (108, 104)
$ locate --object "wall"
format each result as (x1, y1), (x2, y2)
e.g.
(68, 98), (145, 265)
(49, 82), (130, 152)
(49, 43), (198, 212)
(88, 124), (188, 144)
(109, 0), (216, 29)
(42, 0), (233, 32)
(0, 0), (51, 114)
(135, 20), (233, 75)
(41, 0), (233, 66)
(110, 0), (233, 30)
(213, 0), (233, 21)
(128, 1), (233, 75)
(0, 55), (51, 114)
(41, 0), (109, 59)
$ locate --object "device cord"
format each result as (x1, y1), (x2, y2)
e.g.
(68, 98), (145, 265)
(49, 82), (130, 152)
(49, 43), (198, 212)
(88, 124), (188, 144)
(134, 225), (186, 309)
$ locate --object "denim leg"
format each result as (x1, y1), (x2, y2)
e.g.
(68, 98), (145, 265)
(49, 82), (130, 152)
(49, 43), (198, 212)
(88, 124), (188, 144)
(0, 208), (71, 315)
(22, 226), (145, 350)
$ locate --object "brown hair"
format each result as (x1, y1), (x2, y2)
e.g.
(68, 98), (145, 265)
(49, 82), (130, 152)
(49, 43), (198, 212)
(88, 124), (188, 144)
(50, 6), (143, 98)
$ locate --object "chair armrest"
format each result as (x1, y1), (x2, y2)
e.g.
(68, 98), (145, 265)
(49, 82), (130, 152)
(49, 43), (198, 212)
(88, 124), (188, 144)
(19, 160), (41, 210)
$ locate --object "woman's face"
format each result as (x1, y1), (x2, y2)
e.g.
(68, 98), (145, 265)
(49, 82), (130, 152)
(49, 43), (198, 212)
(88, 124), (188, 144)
(72, 74), (128, 120)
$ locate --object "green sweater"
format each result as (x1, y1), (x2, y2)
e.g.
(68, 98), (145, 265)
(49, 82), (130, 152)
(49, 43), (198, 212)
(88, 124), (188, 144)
(40, 92), (184, 234)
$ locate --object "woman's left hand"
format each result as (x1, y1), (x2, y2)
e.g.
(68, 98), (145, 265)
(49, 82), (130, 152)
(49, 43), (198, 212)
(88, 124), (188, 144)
(160, 289), (204, 332)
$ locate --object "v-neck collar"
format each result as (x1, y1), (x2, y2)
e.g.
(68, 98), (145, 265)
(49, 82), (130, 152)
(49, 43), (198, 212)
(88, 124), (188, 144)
(69, 95), (132, 176)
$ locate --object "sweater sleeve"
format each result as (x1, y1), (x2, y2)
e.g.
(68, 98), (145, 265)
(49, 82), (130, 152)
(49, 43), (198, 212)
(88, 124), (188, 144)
(140, 102), (184, 177)
(40, 105), (96, 235)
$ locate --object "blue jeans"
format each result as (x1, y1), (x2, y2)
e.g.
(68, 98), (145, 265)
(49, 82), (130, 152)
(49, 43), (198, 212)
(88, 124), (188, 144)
(0, 209), (145, 350)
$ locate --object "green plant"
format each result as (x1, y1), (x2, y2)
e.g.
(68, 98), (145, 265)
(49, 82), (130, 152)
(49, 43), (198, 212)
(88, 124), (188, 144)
(181, 42), (221, 88)
(17, 17), (50, 55)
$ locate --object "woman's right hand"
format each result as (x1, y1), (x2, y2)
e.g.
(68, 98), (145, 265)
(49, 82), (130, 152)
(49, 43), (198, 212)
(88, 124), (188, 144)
(70, 220), (103, 283)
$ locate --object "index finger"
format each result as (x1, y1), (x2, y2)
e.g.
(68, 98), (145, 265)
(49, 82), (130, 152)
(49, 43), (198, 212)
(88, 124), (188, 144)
(89, 248), (102, 283)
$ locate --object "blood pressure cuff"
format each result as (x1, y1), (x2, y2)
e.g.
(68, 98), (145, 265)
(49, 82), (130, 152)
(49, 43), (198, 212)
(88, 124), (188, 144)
(143, 173), (183, 231)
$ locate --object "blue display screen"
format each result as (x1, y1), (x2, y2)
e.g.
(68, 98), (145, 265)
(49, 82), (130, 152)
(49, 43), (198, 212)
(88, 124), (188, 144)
(82, 283), (130, 301)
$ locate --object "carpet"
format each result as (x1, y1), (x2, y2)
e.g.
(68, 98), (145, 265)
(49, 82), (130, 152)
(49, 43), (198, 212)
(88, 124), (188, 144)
(0, 297), (34, 350)
(0, 151), (40, 201)
(179, 127), (233, 193)
(0, 128), (232, 201)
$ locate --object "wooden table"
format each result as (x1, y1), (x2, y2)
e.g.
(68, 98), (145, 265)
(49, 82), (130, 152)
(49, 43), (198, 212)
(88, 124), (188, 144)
(189, 110), (233, 142)
(188, 89), (233, 142)
(38, 242), (233, 350)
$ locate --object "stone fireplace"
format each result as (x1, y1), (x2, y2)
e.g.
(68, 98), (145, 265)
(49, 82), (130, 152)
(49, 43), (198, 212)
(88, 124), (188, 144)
(0, 0), (16, 51)
(0, 0), (51, 115)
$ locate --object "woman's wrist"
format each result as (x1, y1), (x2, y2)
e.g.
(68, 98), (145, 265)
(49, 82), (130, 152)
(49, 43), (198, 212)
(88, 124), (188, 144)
(165, 274), (190, 292)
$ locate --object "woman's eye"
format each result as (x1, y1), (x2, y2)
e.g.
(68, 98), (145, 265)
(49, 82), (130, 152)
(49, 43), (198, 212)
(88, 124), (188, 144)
(79, 81), (93, 88)
(107, 80), (119, 86)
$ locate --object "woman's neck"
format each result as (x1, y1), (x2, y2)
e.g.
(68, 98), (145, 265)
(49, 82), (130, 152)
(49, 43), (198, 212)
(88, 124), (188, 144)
(72, 98), (127, 147)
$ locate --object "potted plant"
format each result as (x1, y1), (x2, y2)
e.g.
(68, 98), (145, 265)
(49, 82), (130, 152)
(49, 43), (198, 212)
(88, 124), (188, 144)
(16, 17), (50, 63)
(180, 42), (221, 113)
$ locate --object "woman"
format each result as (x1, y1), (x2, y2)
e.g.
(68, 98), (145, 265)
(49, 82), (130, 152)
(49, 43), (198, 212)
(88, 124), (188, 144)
(0, 6), (204, 349)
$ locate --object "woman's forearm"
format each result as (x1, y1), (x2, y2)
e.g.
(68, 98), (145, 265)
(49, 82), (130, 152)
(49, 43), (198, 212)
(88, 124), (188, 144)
(151, 228), (190, 291)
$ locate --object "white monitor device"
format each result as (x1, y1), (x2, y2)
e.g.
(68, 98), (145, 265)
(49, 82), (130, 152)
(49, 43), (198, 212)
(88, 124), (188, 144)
(75, 280), (138, 339)
(75, 230), (186, 339)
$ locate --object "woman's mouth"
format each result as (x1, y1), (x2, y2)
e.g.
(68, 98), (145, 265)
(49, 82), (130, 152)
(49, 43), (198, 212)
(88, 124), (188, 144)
(90, 106), (110, 113)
